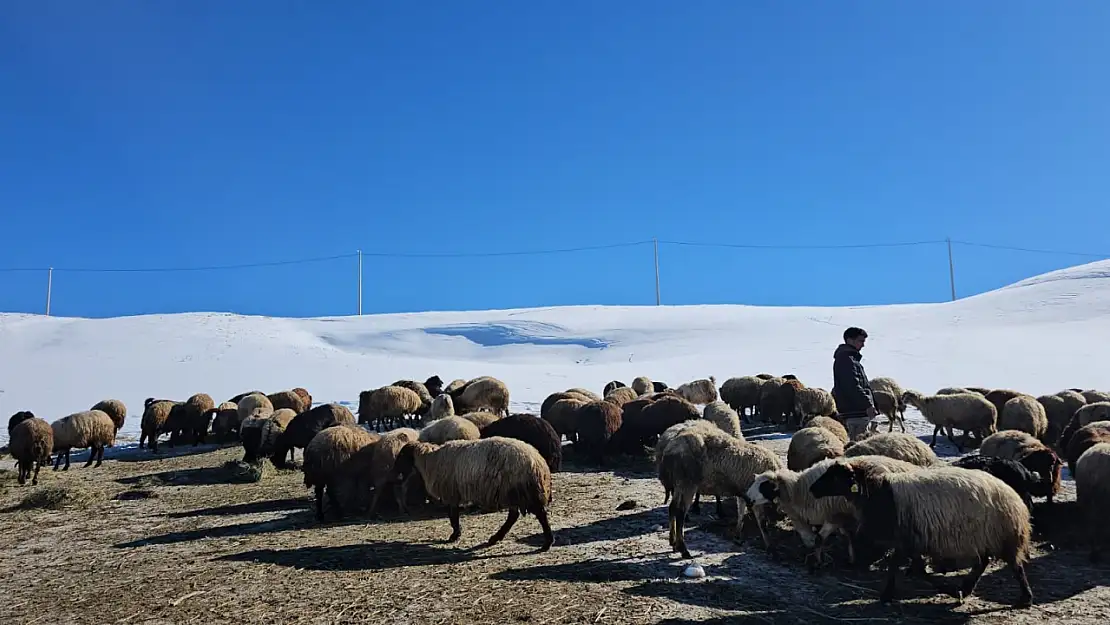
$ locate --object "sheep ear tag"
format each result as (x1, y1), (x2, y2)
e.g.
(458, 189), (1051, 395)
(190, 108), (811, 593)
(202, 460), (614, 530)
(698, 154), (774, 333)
(849, 483), (859, 494)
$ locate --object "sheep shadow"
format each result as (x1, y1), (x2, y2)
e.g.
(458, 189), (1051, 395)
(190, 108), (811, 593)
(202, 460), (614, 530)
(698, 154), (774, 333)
(116, 466), (250, 487)
(490, 558), (672, 584)
(110, 441), (235, 463)
(114, 514), (307, 548)
(166, 496), (308, 518)
(517, 508), (665, 548)
(557, 448), (660, 479)
(218, 540), (507, 571)
(972, 545), (1104, 606)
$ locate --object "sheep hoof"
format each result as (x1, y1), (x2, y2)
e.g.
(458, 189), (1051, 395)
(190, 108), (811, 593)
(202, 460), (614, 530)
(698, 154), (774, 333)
(1015, 594), (1033, 609)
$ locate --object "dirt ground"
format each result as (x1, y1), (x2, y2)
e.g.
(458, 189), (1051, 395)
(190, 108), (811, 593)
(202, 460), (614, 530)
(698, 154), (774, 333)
(0, 427), (1107, 625)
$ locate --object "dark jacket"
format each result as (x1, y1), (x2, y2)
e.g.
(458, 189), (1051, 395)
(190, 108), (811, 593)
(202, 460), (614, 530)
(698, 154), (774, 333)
(832, 344), (875, 418)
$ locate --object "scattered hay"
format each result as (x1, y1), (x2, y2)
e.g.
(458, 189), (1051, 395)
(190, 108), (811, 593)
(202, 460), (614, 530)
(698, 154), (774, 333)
(115, 489), (158, 501)
(15, 484), (98, 511)
(222, 460), (269, 483)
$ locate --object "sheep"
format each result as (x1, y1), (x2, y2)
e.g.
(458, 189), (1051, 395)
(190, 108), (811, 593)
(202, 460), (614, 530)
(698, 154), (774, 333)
(211, 402), (240, 439)
(480, 413), (562, 472)
(459, 411), (500, 430)
(757, 376), (787, 424)
(292, 387), (313, 411)
(303, 425), (381, 521)
(542, 397), (587, 444)
(755, 373), (775, 380)
(965, 387), (991, 396)
(449, 376), (511, 417)
(1075, 442), (1110, 561)
(608, 397), (657, 455)
(1053, 388), (1087, 418)
(427, 394), (455, 421)
(603, 386), (638, 408)
(394, 437), (554, 550)
(936, 387), (971, 395)
(1063, 421), (1110, 477)
(419, 416), (481, 444)
(237, 393), (274, 425)
(809, 462), (1033, 607)
(603, 380), (626, 396)
(443, 379), (467, 394)
(975, 430), (1063, 503)
(1038, 394), (1076, 449)
(793, 387), (837, 423)
(392, 380), (434, 415)
(747, 455), (922, 565)
(660, 426), (783, 557)
(575, 400), (622, 464)
(652, 381), (670, 392)
(51, 409), (116, 470)
(631, 376), (654, 396)
(900, 390), (997, 451)
(8, 410), (36, 434)
(541, 391), (593, 422)
(654, 420), (723, 505)
(9, 416), (53, 485)
(702, 401), (742, 439)
(566, 387), (602, 402)
(228, 390), (264, 404)
(719, 376), (764, 420)
(950, 455), (1049, 509)
(242, 409), (298, 465)
(139, 399), (178, 452)
(871, 390), (904, 433)
(358, 386), (422, 430)
(1081, 390), (1110, 405)
(806, 416), (849, 445)
(844, 432), (939, 467)
(984, 389), (1027, 417)
(357, 427), (421, 516)
(1057, 404), (1110, 452)
(675, 376), (718, 405)
(787, 427), (845, 471)
(777, 379), (807, 427)
(267, 390), (305, 414)
(869, 377), (906, 420)
(616, 395), (699, 452)
(170, 392), (216, 446)
(424, 375), (445, 397)
(90, 399), (127, 433)
(270, 403), (357, 468)
(999, 395), (1049, 440)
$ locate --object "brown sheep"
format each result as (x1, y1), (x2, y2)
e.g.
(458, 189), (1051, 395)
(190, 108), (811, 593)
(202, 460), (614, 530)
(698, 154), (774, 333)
(170, 392), (216, 447)
(90, 399), (127, 432)
(450, 376), (511, 417)
(604, 386), (638, 408)
(392, 380), (434, 416)
(268, 390), (306, 414)
(358, 386), (422, 429)
(1065, 421), (1110, 477)
(575, 400), (622, 465)
(51, 410), (116, 470)
(9, 416), (53, 485)
(140, 398), (178, 453)
(542, 397), (588, 443)
(292, 387), (313, 411)
(303, 425), (380, 521)
(984, 389), (1027, 417)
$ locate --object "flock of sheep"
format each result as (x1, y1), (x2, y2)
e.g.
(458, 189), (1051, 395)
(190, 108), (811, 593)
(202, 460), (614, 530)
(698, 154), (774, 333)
(5, 371), (1110, 610)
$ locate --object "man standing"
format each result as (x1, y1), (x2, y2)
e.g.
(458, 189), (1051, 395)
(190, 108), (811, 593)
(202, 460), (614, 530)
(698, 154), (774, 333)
(832, 327), (877, 435)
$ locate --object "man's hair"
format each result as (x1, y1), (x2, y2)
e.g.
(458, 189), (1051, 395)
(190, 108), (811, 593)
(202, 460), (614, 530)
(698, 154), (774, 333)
(843, 327), (868, 341)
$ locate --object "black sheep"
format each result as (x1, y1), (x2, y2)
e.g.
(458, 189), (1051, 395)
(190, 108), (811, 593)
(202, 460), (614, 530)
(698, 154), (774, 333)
(951, 454), (1044, 508)
(270, 404), (355, 468)
(480, 413), (562, 472)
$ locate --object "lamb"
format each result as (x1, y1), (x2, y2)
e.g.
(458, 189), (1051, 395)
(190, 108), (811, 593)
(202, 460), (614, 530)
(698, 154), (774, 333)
(139, 399), (178, 452)
(566, 388), (602, 402)
(480, 413), (563, 472)
(460, 411), (500, 429)
(270, 403), (357, 469)
(660, 426), (783, 557)
(51, 409), (116, 470)
(424, 375), (445, 398)
(211, 402), (240, 439)
(900, 390), (997, 451)
(871, 390), (905, 433)
(985, 389), (1027, 417)
(810, 462), (1033, 607)
(631, 376), (654, 396)
(419, 416), (481, 444)
(787, 427), (845, 471)
(293, 387), (313, 411)
(9, 416), (53, 485)
(575, 400), (623, 464)
(90, 399), (127, 432)
(427, 394), (455, 421)
(542, 397), (587, 444)
(394, 437), (554, 550)
(975, 430), (1063, 503)
(1074, 442), (1110, 561)
(793, 387), (837, 423)
(1063, 421), (1110, 477)
(267, 390), (306, 414)
(747, 455), (922, 565)
(303, 425), (380, 521)
(999, 395), (1049, 440)
(719, 376), (764, 420)
(449, 376), (511, 417)
(357, 427), (421, 516)
(675, 376), (718, 405)
(603, 386), (638, 407)
(950, 454), (1049, 509)
(358, 386), (422, 430)
(806, 416), (849, 445)
(844, 432), (939, 467)
(392, 380), (434, 415)
(702, 401), (743, 439)
(603, 380), (626, 397)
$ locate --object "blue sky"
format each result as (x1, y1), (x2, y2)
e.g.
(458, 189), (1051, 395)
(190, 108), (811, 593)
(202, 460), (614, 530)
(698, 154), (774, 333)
(2, 1), (1108, 318)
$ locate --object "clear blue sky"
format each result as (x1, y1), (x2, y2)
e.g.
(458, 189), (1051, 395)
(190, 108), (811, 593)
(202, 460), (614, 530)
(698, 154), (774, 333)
(2, 1), (1108, 318)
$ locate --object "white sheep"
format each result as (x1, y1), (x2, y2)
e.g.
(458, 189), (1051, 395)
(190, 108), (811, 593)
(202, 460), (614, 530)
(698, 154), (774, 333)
(675, 377), (718, 405)
(844, 432), (938, 467)
(999, 395), (1049, 440)
(1074, 442), (1110, 561)
(900, 390), (997, 451)
(702, 401), (743, 439)
(787, 426), (844, 471)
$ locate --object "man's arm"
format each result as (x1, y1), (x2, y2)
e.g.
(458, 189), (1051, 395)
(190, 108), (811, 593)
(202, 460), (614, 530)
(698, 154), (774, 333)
(833, 355), (873, 411)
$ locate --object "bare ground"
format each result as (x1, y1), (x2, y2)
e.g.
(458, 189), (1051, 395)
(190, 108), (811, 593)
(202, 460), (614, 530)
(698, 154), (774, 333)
(0, 430), (1107, 625)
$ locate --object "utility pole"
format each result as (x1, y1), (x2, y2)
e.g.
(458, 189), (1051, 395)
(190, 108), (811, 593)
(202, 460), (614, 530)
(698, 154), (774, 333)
(357, 250), (363, 316)
(45, 267), (53, 316)
(653, 238), (661, 306)
(947, 237), (956, 301)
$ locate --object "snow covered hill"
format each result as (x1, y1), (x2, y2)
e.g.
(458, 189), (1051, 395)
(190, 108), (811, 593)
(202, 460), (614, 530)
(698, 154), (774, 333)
(2, 260), (1109, 446)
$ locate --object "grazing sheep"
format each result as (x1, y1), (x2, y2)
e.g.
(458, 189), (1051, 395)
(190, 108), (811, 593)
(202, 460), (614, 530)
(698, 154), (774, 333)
(9, 416), (53, 485)
(51, 410), (116, 470)
(652, 381), (670, 392)
(975, 430), (1064, 503)
(661, 426), (783, 557)
(140, 399), (178, 452)
(900, 390), (997, 451)
(359, 427), (421, 516)
(985, 389), (1027, 417)
(654, 420), (723, 505)
(1038, 394), (1076, 449)
(844, 432), (938, 467)
(566, 388), (602, 402)
(358, 386), (422, 430)
(747, 455), (921, 565)
(617, 396), (700, 452)
(1000, 396), (1049, 440)
(394, 437), (554, 550)
(267, 390), (305, 414)
(292, 387), (313, 411)
(242, 409), (298, 465)
(793, 387), (837, 423)
(575, 400), (623, 464)
(777, 379), (807, 427)
(809, 462), (1033, 607)
(787, 427), (845, 471)
(237, 393), (274, 425)
(603, 380), (626, 396)
(1063, 421), (1110, 477)
(631, 376), (654, 396)
(392, 380), (434, 415)
(420, 416), (481, 444)
(608, 397), (658, 455)
(950, 455), (1048, 509)
(604, 386), (638, 408)
(443, 379), (467, 394)
(871, 390), (904, 433)
(228, 390), (265, 405)
(869, 377), (906, 421)
(90, 399), (127, 433)
(303, 425), (380, 521)
(424, 375), (445, 397)
(270, 404), (357, 469)
(427, 394), (455, 421)
(211, 402), (240, 439)
(719, 376), (764, 419)
(459, 411), (500, 430)
(757, 376), (788, 424)
(171, 392), (216, 446)
(1075, 442), (1110, 561)
(936, 387), (971, 395)
(676, 377), (718, 405)
(806, 416), (849, 445)
(449, 376), (511, 417)
(8, 410), (36, 434)
(1054, 388), (1088, 415)
(1057, 404), (1110, 453)
(480, 413), (562, 472)
(1082, 390), (1110, 405)
(543, 397), (587, 444)
(702, 401), (742, 439)
(541, 391), (593, 422)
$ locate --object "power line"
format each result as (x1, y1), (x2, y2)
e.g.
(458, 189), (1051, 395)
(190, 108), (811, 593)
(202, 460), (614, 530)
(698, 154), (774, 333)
(358, 240), (653, 258)
(0, 253), (358, 274)
(657, 239), (947, 250)
(951, 240), (1110, 259)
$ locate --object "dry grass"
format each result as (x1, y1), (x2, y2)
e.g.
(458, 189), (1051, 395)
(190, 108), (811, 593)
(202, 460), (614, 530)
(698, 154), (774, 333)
(13, 484), (100, 510)
(0, 435), (1105, 625)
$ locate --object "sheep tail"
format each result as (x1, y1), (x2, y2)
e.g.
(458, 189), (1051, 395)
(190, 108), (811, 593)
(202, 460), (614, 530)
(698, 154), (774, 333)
(662, 433), (706, 490)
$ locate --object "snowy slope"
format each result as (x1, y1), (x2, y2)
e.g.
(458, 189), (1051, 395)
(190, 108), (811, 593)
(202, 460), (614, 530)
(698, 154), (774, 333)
(2, 260), (1109, 446)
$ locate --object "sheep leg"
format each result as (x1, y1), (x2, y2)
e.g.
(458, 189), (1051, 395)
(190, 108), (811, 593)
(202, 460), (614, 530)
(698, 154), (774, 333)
(326, 483), (344, 519)
(532, 504), (554, 552)
(690, 492), (702, 515)
(314, 485), (326, 521)
(62, 450), (71, 471)
(879, 548), (906, 604)
(95, 445), (106, 467)
(446, 505), (462, 543)
(956, 554), (990, 603)
(53, 451), (64, 471)
(1008, 556), (1034, 608)
(485, 509), (521, 547)
(32, 460), (42, 486)
(17, 461), (27, 485)
(929, 426), (940, 448)
(715, 496), (724, 518)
